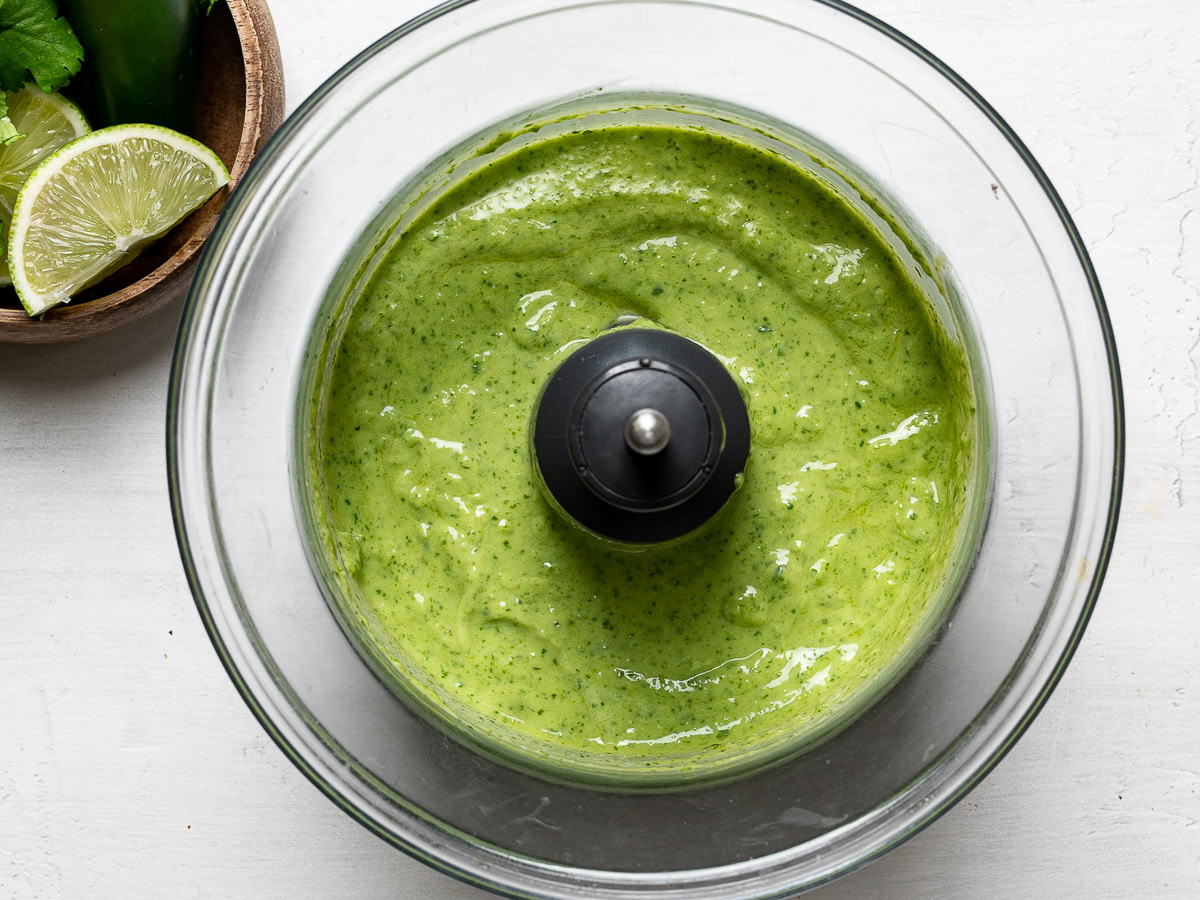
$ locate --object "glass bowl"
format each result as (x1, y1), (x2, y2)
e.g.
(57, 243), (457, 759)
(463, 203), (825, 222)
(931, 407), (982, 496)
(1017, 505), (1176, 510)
(299, 97), (994, 790)
(168, 0), (1123, 896)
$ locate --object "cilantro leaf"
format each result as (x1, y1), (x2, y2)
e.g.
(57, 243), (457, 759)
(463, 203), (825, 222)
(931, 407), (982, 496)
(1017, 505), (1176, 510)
(0, 93), (26, 145)
(0, 119), (22, 145)
(0, 0), (84, 93)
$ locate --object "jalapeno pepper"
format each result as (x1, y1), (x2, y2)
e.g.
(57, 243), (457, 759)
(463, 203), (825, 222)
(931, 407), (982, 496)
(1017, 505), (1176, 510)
(59, 0), (201, 133)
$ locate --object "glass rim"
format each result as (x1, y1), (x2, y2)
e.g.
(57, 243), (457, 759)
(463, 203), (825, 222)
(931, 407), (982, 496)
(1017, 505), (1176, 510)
(167, 0), (1125, 895)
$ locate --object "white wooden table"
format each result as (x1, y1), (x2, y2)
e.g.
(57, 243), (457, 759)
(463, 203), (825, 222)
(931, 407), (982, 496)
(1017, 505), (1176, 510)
(2, 1), (1197, 896)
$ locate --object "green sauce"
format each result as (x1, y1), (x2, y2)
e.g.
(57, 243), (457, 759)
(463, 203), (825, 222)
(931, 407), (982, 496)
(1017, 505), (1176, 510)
(317, 124), (975, 777)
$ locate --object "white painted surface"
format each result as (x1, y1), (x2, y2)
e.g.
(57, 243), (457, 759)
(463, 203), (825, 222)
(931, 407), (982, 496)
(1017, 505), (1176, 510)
(1, 0), (1197, 896)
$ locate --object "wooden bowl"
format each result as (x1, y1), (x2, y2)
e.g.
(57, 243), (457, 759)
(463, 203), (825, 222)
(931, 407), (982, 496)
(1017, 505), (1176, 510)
(0, 0), (285, 344)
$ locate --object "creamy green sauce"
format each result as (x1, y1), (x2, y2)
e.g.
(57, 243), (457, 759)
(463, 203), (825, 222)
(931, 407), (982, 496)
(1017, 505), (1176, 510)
(318, 124), (974, 774)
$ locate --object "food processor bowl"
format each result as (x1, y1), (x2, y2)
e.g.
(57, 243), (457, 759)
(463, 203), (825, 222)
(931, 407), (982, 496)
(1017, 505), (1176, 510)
(168, 0), (1123, 896)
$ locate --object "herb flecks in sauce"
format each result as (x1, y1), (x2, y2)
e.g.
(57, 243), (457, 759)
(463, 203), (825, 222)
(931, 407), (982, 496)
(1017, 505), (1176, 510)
(319, 125), (973, 770)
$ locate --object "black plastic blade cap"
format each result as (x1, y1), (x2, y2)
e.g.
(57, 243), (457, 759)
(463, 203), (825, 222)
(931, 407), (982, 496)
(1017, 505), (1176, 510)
(531, 329), (750, 544)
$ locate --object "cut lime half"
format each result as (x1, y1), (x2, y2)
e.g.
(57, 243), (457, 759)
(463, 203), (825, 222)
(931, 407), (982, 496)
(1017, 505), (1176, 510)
(7, 124), (230, 315)
(0, 86), (90, 286)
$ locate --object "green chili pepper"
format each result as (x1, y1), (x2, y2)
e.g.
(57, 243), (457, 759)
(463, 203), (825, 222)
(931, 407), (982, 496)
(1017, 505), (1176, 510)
(59, 0), (202, 133)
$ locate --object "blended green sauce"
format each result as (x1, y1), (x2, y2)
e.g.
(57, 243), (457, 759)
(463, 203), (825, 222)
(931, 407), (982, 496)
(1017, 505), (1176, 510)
(318, 124), (974, 776)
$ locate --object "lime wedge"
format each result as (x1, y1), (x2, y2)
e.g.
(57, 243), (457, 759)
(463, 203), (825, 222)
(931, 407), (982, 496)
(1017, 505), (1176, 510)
(7, 124), (230, 315)
(0, 86), (90, 286)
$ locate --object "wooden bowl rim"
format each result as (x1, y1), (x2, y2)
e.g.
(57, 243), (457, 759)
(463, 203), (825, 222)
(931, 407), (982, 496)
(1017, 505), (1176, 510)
(0, 0), (279, 341)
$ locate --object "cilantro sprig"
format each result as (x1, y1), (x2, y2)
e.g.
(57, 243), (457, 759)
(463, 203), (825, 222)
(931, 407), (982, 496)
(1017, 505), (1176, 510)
(0, 0), (84, 94)
(0, 93), (25, 145)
